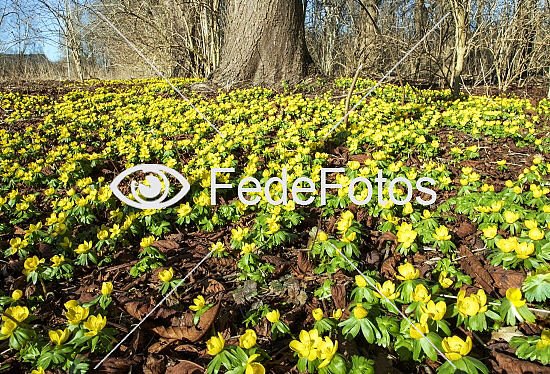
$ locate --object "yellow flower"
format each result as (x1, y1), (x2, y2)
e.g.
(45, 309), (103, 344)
(289, 329), (322, 361)
(353, 303), (368, 319)
(355, 275), (368, 288)
(83, 314), (107, 337)
(266, 310), (280, 323)
(49, 328), (70, 345)
(66, 305), (89, 325)
(516, 242), (535, 259)
(525, 220), (538, 230)
(23, 256), (44, 275)
(189, 295), (205, 311)
(529, 228), (544, 240)
(210, 241), (225, 253)
(140, 236), (156, 248)
(3, 306), (29, 323)
(241, 243), (256, 254)
(433, 225), (451, 241)
(158, 268), (174, 282)
(536, 329), (550, 350)
(506, 288), (526, 307)
(51, 254), (64, 267)
(231, 227), (249, 242)
(206, 332), (225, 355)
(497, 237), (518, 253)
(245, 354), (265, 374)
(411, 284), (431, 303)
(396, 222), (417, 249)
(11, 290), (22, 301)
(482, 225), (497, 239)
(442, 335), (472, 360)
(30, 367), (45, 374)
(439, 272), (453, 288)
(409, 321), (429, 339)
(101, 282), (113, 296)
(317, 336), (338, 368)
(312, 308), (324, 321)
(75, 240), (93, 254)
(403, 203), (414, 215)
(374, 280), (400, 300)
(0, 320), (18, 339)
(396, 262), (419, 281)
(177, 202), (192, 217)
(420, 301), (447, 320)
(503, 211), (519, 224)
(317, 230), (328, 242)
(239, 329), (257, 349)
(457, 289), (487, 317)
(331, 309), (343, 320)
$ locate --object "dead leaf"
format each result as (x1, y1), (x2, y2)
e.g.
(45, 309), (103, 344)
(92, 356), (142, 373)
(143, 354), (166, 374)
(117, 296), (178, 320)
(377, 232), (398, 252)
(330, 283), (347, 311)
(296, 251), (314, 275)
(205, 279), (225, 294)
(456, 221), (477, 238)
(490, 326), (523, 342)
(152, 302), (220, 342)
(490, 348), (550, 373)
(151, 240), (179, 252)
(166, 360), (204, 374)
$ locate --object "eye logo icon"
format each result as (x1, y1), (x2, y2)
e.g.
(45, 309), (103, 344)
(110, 164), (190, 209)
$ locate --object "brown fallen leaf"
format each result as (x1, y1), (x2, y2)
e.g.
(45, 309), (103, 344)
(92, 356), (142, 373)
(151, 240), (179, 252)
(377, 232), (398, 252)
(152, 302), (220, 342)
(456, 221), (477, 238)
(143, 354), (166, 374)
(490, 349), (550, 373)
(166, 360), (204, 374)
(116, 296), (178, 320)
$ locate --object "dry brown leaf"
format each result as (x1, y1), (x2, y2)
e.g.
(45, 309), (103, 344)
(147, 338), (177, 354)
(166, 360), (204, 374)
(92, 357), (142, 374)
(491, 349), (550, 373)
(376, 231), (398, 252)
(117, 296), (178, 320)
(152, 302), (220, 342)
(151, 240), (179, 252)
(205, 279), (226, 294)
(143, 354), (166, 374)
(456, 221), (477, 238)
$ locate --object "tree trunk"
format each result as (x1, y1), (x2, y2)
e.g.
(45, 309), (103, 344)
(451, 0), (468, 97)
(211, 0), (312, 89)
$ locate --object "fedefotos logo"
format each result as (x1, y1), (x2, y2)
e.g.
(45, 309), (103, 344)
(110, 164), (437, 209)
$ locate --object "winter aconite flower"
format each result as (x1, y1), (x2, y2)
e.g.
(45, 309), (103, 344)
(482, 225), (497, 239)
(516, 242), (535, 259)
(312, 308), (324, 321)
(3, 306), (29, 323)
(239, 329), (257, 349)
(289, 329), (322, 361)
(536, 329), (550, 350)
(433, 225), (451, 241)
(101, 282), (113, 296)
(396, 262), (419, 280)
(206, 332), (225, 355)
(420, 301), (446, 320)
(355, 275), (367, 288)
(438, 272), (453, 288)
(317, 336), (338, 368)
(189, 295), (205, 311)
(506, 288), (526, 307)
(353, 303), (368, 319)
(266, 310), (280, 323)
(374, 280), (399, 300)
(11, 290), (22, 301)
(442, 335), (472, 360)
(409, 321), (429, 339)
(23, 256), (44, 275)
(457, 289), (487, 317)
(49, 328), (70, 345)
(75, 241), (93, 254)
(396, 222), (417, 249)
(83, 314), (107, 336)
(245, 354), (265, 374)
(410, 284), (431, 303)
(65, 303), (89, 325)
(158, 268), (174, 282)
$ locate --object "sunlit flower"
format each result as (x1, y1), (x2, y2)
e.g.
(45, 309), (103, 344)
(206, 332), (225, 355)
(442, 335), (472, 360)
(239, 329), (257, 349)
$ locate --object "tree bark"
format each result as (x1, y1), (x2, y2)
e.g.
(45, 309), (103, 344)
(211, 0), (313, 89)
(451, 0), (468, 97)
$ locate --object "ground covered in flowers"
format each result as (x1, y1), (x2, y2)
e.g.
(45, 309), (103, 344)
(1, 77), (550, 374)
